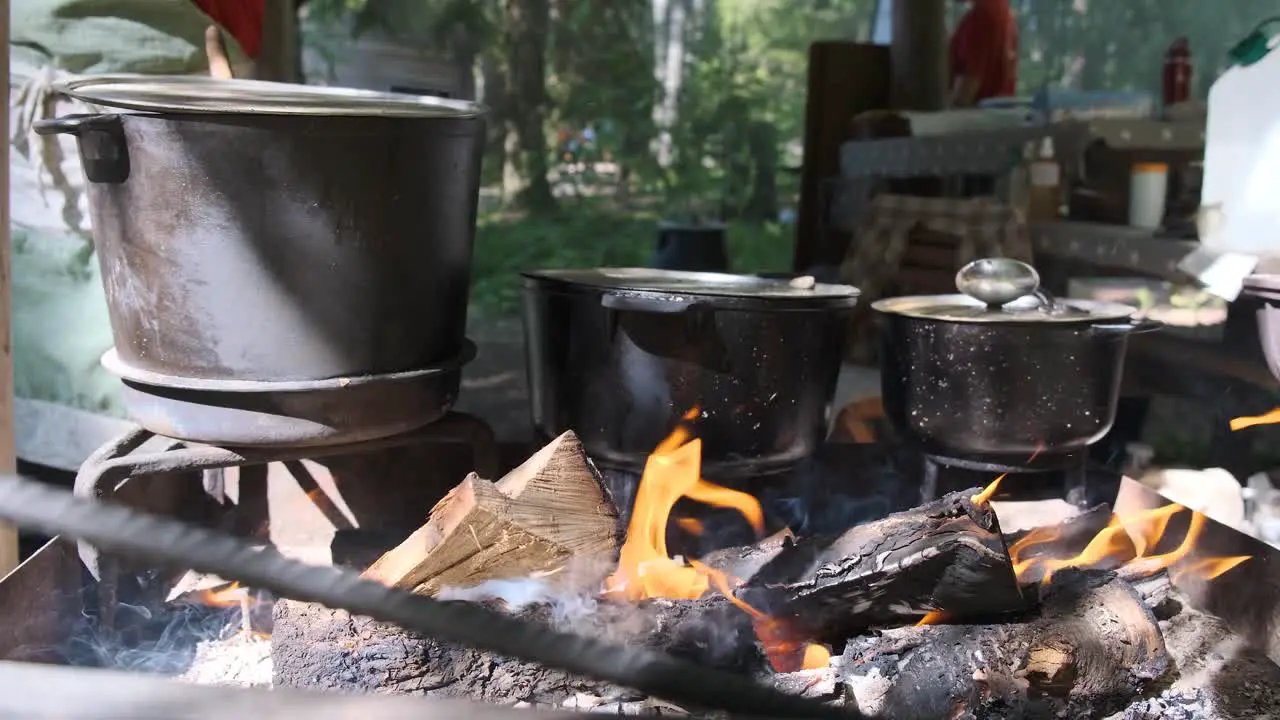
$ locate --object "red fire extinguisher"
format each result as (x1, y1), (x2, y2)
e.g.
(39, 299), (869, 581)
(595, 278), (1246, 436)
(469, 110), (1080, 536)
(1163, 37), (1193, 106)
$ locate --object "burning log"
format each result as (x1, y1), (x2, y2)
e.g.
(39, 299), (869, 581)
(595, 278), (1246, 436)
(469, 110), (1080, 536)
(1004, 503), (1134, 585)
(362, 432), (619, 596)
(839, 570), (1171, 719)
(270, 594), (763, 705)
(742, 488), (1024, 642)
(698, 528), (795, 583)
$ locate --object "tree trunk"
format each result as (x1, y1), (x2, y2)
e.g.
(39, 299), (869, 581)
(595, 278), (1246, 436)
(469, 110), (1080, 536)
(502, 0), (557, 215)
(742, 120), (778, 224)
(448, 25), (478, 101)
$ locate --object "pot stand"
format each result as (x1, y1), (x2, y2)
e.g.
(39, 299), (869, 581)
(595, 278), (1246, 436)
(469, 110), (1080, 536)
(72, 414), (499, 631)
(101, 341), (478, 449)
(918, 451), (1092, 507)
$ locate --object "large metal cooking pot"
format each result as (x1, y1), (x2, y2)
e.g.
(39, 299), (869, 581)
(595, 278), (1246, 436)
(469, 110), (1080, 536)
(873, 258), (1161, 470)
(34, 76), (486, 446)
(521, 269), (860, 478)
(35, 75), (485, 383)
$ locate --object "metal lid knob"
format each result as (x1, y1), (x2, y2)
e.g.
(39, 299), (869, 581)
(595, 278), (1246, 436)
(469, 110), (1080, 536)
(956, 258), (1041, 308)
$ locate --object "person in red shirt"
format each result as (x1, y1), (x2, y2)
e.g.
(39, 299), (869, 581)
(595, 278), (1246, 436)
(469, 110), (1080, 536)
(191, 0), (266, 59)
(948, 0), (1019, 107)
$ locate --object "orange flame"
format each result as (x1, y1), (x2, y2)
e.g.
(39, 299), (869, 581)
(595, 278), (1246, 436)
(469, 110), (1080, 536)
(675, 517), (705, 535)
(971, 474), (1006, 506)
(1170, 555), (1251, 583)
(603, 422), (763, 601)
(915, 610), (949, 627)
(693, 560), (830, 672)
(1230, 408), (1280, 431)
(605, 410), (827, 672)
(196, 582), (250, 608)
(1008, 504), (1253, 586)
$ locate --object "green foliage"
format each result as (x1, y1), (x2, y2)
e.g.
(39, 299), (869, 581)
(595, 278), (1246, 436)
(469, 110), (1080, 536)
(299, 0), (1280, 317)
(469, 204), (795, 317)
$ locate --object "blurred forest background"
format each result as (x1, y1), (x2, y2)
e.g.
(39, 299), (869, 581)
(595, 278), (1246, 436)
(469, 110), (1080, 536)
(302, 0), (1277, 318)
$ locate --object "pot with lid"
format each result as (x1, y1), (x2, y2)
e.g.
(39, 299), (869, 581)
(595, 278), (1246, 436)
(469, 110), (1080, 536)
(522, 268), (860, 478)
(873, 258), (1161, 469)
(1239, 274), (1280, 384)
(34, 75), (486, 446)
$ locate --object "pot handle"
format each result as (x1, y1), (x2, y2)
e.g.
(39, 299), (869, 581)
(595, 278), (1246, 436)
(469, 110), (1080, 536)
(33, 113), (122, 136)
(1090, 317), (1165, 336)
(601, 293), (697, 314)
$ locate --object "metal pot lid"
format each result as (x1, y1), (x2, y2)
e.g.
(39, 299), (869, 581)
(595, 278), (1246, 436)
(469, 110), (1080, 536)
(523, 268), (860, 303)
(871, 293), (1137, 323)
(872, 258), (1136, 323)
(55, 74), (485, 119)
(1242, 273), (1280, 293)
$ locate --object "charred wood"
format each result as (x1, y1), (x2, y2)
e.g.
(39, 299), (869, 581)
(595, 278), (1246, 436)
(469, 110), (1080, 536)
(271, 594), (763, 705)
(838, 570), (1170, 719)
(742, 488), (1024, 642)
(699, 528), (796, 584)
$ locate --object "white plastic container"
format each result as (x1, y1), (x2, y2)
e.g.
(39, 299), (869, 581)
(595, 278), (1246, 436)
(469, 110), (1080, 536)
(1201, 42), (1280, 252)
(1027, 137), (1061, 222)
(1128, 162), (1169, 229)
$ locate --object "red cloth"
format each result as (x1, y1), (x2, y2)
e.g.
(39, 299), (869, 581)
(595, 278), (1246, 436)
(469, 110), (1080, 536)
(192, 0), (265, 59)
(949, 0), (1019, 102)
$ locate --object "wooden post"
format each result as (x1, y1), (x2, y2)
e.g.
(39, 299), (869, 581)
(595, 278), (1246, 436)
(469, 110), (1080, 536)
(792, 42), (891, 273)
(890, 0), (947, 111)
(0, 0), (21, 575)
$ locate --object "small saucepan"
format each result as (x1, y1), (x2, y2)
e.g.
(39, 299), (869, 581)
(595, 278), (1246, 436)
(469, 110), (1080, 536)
(873, 258), (1161, 470)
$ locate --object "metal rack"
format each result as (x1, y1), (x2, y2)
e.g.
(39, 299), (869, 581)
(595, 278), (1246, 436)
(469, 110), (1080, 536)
(838, 119), (1205, 181)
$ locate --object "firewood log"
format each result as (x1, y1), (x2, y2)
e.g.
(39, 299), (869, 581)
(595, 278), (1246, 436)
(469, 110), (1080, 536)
(742, 488), (1025, 642)
(362, 432), (619, 596)
(839, 570), (1171, 719)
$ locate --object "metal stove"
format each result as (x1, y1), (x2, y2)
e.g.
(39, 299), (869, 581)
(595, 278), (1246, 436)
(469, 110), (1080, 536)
(71, 409), (499, 630)
(917, 450), (1095, 506)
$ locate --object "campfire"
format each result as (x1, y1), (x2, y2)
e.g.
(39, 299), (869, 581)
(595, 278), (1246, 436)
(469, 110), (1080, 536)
(96, 408), (1266, 719)
(18, 405), (1271, 718)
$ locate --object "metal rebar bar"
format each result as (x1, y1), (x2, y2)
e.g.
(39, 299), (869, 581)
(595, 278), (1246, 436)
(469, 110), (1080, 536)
(0, 474), (856, 719)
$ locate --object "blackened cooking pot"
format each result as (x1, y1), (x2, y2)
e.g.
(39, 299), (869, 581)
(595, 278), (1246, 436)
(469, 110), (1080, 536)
(522, 269), (860, 477)
(1240, 274), (1280, 384)
(873, 259), (1161, 470)
(34, 75), (485, 386)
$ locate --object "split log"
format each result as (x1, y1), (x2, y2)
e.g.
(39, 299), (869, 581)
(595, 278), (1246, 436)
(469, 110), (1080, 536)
(362, 432), (619, 596)
(699, 528), (796, 583)
(270, 594), (762, 705)
(741, 488), (1024, 642)
(839, 570), (1171, 719)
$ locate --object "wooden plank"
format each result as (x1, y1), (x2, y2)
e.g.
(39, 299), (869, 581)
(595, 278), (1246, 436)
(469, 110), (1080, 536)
(0, 539), (82, 662)
(0, 2), (19, 574)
